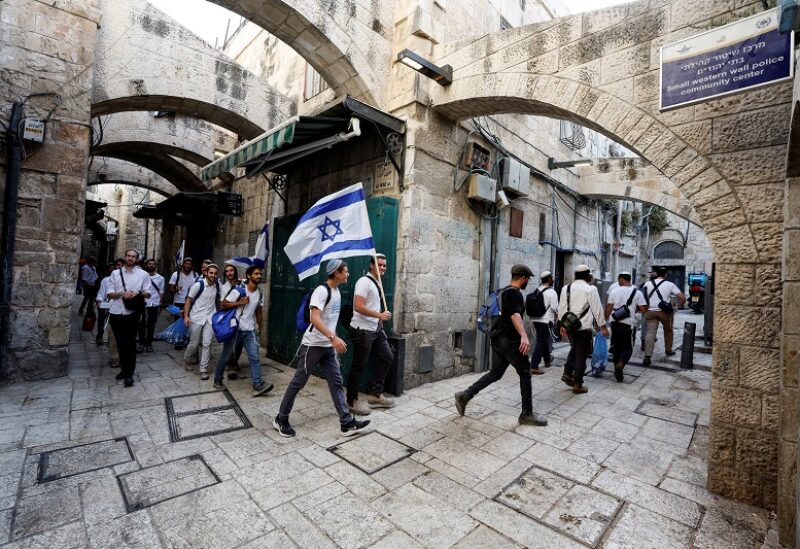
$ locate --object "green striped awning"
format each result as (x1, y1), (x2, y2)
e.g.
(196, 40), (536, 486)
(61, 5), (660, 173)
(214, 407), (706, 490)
(200, 117), (297, 183)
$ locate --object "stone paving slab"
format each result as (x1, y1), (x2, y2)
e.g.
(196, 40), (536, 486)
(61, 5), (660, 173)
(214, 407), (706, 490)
(39, 438), (133, 483)
(0, 312), (774, 548)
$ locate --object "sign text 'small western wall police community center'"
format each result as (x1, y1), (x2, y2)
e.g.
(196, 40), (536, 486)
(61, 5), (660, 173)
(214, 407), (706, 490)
(660, 9), (795, 111)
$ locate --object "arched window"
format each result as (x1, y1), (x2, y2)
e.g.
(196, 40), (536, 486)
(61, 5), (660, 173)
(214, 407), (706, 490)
(653, 241), (685, 260)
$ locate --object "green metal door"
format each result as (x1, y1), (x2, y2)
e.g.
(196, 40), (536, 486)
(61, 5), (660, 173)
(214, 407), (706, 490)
(267, 196), (399, 383)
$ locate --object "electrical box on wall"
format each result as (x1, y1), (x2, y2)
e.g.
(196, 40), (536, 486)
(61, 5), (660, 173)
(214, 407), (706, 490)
(499, 157), (529, 197)
(463, 141), (491, 171)
(22, 119), (45, 143)
(467, 173), (497, 203)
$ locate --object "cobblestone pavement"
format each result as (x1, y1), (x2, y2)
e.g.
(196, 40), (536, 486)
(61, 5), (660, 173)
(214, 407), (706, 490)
(0, 311), (770, 548)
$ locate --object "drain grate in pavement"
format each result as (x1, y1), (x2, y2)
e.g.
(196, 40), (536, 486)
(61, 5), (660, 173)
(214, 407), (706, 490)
(495, 465), (623, 547)
(117, 454), (219, 512)
(634, 398), (698, 426)
(165, 389), (252, 443)
(38, 437), (133, 483)
(328, 432), (416, 474)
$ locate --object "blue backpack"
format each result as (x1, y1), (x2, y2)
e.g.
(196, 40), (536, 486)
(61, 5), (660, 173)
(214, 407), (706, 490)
(477, 286), (513, 338)
(211, 286), (247, 343)
(295, 284), (331, 332)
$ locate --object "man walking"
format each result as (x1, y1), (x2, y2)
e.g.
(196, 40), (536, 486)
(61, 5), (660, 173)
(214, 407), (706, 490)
(78, 257), (99, 316)
(527, 270), (559, 373)
(273, 260), (369, 438)
(558, 264), (608, 394)
(346, 253), (395, 416)
(137, 259), (164, 353)
(183, 264), (220, 380)
(220, 264), (245, 380)
(213, 265), (273, 396)
(106, 250), (153, 387)
(94, 262), (115, 346)
(604, 272), (647, 381)
(169, 257), (196, 349)
(455, 265), (548, 426)
(642, 266), (685, 366)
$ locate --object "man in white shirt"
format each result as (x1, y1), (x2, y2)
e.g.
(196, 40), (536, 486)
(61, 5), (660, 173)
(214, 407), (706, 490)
(78, 257), (99, 316)
(169, 258), (196, 349)
(528, 270), (559, 372)
(641, 266), (686, 365)
(557, 264), (609, 394)
(274, 260), (369, 439)
(346, 253), (395, 416)
(220, 264), (245, 379)
(604, 272), (648, 382)
(137, 258), (164, 353)
(106, 249), (153, 387)
(183, 264), (220, 380)
(212, 265), (273, 396)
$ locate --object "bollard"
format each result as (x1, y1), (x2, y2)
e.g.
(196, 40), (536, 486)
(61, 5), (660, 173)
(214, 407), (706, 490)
(680, 322), (696, 370)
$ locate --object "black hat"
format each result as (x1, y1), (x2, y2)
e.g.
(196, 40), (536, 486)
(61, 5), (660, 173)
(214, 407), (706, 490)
(511, 264), (534, 278)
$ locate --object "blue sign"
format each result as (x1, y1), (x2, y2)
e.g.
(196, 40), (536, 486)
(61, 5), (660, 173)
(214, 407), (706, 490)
(660, 10), (794, 111)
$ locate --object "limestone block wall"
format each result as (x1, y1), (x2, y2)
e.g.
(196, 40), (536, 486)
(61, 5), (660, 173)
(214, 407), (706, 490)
(0, 0), (100, 380)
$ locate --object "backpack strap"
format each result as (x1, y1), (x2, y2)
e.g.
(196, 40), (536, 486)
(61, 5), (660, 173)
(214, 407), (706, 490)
(650, 280), (666, 302)
(118, 268), (127, 291)
(568, 283), (590, 319)
(309, 284), (332, 332)
(625, 287), (637, 306)
(367, 275), (384, 312)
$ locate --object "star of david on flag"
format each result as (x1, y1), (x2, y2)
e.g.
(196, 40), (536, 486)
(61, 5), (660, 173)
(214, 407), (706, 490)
(225, 223), (269, 269)
(284, 182), (375, 280)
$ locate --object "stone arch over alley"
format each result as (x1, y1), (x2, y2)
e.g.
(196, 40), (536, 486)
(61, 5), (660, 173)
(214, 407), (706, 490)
(424, 0), (792, 530)
(208, 0), (391, 106)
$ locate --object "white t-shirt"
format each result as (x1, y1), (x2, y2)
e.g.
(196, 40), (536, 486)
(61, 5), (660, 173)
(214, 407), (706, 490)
(225, 286), (262, 332)
(169, 270), (197, 304)
(302, 284), (340, 348)
(147, 273), (165, 307)
(350, 275), (382, 331)
(107, 267), (154, 315)
(97, 277), (112, 310)
(643, 278), (681, 311)
(186, 278), (218, 324)
(607, 282), (620, 297)
(607, 285), (647, 326)
(557, 280), (606, 332)
(531, 286), (559, 324)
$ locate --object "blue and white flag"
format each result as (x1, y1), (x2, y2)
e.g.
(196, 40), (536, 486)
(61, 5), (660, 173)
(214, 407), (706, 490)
(226, 223), (269, 269)
(284, 183), (375, 280)
(175, 240), (185, 268)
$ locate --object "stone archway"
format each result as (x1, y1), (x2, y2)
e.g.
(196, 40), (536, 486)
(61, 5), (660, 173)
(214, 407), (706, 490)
(426, 0), (791, 526)
(91, 144), (205, 191)
(208, 0), (391, 106)
(89, 158), (182, 197)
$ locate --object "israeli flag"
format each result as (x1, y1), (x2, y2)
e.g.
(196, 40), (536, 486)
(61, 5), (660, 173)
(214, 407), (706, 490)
(175, 240), (185, 268)
(226, 223), (269, 269)
(284, 183), (375, 280)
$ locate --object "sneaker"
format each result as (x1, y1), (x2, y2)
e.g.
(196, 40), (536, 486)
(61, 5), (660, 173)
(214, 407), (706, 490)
(200, 372), (209, 381)
(454, 391), (470, 416)
(561, 373), (574, 387)
(273, 416), (296, 438)
(341, 418), (370, 437)
(349, 399), (372, 416)
(184, 362), (193, 371)
(544, 361), (553, 368)
(123, 378), (134, 387)
(572, 383), (588, 394)
(665, 350), (676, 356)
(213, 381), (225, 390)
(518, 412), (548, 426)
(145, 346), (153, 353)
(109, 360), (120, 368)
(642, 356), (652, 367)
(252, 382), (274, 397)
(530, 368), (545, 376)
(367, 394), (395, 408)
(614, 362), (624, 382)
(115, 372), (126, 380)
(227, 365), (240, 380)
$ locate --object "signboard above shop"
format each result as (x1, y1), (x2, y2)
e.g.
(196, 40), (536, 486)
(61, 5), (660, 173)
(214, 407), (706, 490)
(660, 9), (794, 111)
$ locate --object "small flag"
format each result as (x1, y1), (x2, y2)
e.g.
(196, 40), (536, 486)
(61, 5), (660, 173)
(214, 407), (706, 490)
(226, 223), (269, 269)
(284, 183), (375, 280)
(175, 240), (185, 268)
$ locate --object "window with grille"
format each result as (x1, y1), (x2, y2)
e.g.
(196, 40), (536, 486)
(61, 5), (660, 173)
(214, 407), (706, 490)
(653, 241), (684, 260)
(248, 230), (260, 256)
(304, 63), (329, 100)
(539, 213), (547, 242)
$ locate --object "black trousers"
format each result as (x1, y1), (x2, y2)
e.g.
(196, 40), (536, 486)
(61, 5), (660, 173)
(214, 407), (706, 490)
(79, 284), (97, 315)
(610, 322), (634, 367)
(563, 329), (593, 386)
(346, 327), (394, 403)
(96, 308), (109, 343)
(110, 313), (140, 378)
(137, 306), (160, 346)
(467, 337), (532, 414)
(530, 321), (552, 368)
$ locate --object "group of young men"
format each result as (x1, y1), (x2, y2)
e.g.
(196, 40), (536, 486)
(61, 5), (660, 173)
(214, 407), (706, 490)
(455, 263), (685, 426)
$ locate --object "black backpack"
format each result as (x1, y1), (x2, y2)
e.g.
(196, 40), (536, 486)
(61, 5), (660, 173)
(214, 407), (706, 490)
(339, 276), (382, 330)
(525, 289), (547, 318)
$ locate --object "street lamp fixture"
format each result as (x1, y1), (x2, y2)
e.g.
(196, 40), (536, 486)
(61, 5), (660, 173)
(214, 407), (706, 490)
(548, 158), (593, 170)
(396, 49), (453, 86)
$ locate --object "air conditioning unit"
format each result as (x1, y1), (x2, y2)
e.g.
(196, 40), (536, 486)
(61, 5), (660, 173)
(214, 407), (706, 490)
(499, 157), (529, 197)
(467, 173), (497, 203)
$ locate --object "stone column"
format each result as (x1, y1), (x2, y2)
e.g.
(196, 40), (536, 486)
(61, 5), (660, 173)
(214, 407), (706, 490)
(0, 0), (100, 380)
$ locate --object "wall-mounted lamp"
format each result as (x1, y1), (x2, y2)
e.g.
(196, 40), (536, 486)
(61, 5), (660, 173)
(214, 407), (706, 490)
(397, 49), (453, 86)
(548, 158), (593, 170)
